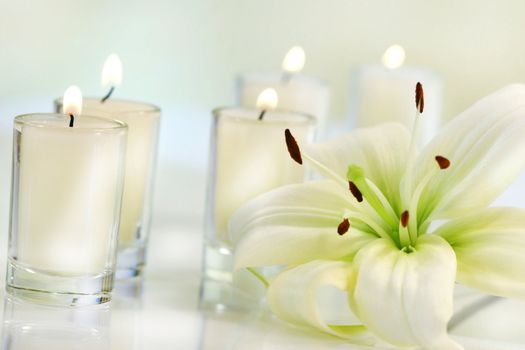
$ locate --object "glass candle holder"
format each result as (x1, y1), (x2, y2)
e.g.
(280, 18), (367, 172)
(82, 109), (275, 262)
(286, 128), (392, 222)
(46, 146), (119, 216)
(237, 72), (330, 136)
(7, 113), (127, 306)
(2, 298), (110, 350)
(201, 107), (315, 309)
(55, 98), (161, 279)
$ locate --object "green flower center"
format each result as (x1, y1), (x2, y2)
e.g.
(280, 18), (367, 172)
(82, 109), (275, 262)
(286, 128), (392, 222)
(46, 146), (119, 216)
(343, 156), (450, 250)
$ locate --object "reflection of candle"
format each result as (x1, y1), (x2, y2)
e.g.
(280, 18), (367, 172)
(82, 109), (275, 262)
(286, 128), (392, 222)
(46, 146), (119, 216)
(207, 92), (315, 245)
(350, 44), (443, 142)
(237, 46), (330, 136)
(54, 55), (161, 278)
(8, 86), (127, 302)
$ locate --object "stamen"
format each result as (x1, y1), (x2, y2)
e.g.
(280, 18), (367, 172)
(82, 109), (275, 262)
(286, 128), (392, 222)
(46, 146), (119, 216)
(337, 218), (350, 235)
(68, 113), (75, 128)
(415, 82), (424, 113)
(402, 82), (425, 207)
(284, 129), (302, 165)
(408, 155), (451, 238)
(347, 165), (398, 228)
(435, 155), (450, 169)
(400, 210), (409, 228)
(348, 181), (363, 202)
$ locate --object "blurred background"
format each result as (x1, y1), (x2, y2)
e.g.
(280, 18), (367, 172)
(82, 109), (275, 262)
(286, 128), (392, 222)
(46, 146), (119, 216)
(1, 0), (525, 233)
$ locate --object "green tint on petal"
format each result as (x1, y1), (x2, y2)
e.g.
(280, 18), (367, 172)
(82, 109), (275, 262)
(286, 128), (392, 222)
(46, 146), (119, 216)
(415, 84), (525, 223)
(229, 180), (377, 269)
(436, 207), (525, 299)
(267, 260), (375, 345)
(305, 123), (410, 214)
(348, 235), (463, 350)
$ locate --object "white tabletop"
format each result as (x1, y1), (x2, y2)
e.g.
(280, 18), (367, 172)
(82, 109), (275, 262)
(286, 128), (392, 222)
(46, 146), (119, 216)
(1, 218), (524, 350)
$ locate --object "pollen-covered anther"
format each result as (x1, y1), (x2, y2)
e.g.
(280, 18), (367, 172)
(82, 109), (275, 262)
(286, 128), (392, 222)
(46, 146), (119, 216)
(400, 210), (409, 228)
(435, 155), (451, 169)
(415, 82), (424, 113)
(348, 181), (363, 202)
(337, 218), (350, 235)
(284, 129), (303, 165)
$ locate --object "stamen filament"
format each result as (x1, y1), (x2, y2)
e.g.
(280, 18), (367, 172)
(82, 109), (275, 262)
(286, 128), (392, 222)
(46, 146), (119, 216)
(343, 209), (390, 239)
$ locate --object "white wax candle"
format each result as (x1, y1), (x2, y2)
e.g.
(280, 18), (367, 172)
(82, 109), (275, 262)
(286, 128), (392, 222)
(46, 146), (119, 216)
(350, 65), (443, 143)
(237, 72), (330, 135)
(14, 114), (127, 275)
(56, 99), (160, 247)
(209, 108), (315, 243)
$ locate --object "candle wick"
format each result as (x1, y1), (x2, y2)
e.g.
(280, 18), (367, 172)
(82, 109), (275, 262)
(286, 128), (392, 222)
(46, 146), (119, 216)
(101, 86), (115, 103)
(69, 114), (75, 128)
(258, 110), (267, 120)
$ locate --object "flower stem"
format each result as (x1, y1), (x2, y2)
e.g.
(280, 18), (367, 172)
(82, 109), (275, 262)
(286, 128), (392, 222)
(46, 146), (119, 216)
(247, 267), (270, 288)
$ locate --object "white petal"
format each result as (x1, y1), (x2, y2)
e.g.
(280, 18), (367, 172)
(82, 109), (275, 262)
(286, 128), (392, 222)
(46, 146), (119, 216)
(349, 235), (462, 349)
(229, 180), (377, 269)
(435, 207), (525, 299)
(267, 260), (374, 344)
(415, 84), (525, 221)
(305, 123), (410, 213)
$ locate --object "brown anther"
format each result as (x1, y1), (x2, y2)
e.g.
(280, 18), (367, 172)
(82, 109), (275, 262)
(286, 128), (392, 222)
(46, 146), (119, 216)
(400, 210), (409, 228)
(68, 113), (75, 128)
(415, 82), (424, 113)
(337, 218), (350, 236)
(284, 129), (302, 165)
(435, 155), (450, 169)
(348, 181), (363, 202)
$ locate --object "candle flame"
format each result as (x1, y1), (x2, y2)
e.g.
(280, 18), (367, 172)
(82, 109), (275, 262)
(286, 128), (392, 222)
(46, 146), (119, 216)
(282, 46), (305, 74)
(256, 88), (279, 110)
(63, 85), (83, 116)
(101, 54), (122, 87)
(382, 44), (405, 70)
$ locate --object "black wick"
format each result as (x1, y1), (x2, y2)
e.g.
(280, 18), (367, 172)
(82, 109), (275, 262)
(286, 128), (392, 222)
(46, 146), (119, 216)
(258, 110), (267, 120)
(69, 114), (75, 128)
(101, 86), (115, 103)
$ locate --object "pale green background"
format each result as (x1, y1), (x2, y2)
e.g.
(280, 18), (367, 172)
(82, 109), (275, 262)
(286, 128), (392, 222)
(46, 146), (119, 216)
(0, 0), (524, 229)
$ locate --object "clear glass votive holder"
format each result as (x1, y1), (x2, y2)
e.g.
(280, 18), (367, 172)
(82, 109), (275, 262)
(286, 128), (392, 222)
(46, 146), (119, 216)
(7, 113), (127, 306)
(55, 98), (161, 279)
(201, 107), (315, 310)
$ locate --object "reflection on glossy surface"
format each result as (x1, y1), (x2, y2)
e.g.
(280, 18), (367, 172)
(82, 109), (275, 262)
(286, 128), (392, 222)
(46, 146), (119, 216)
(0, 224), (523, 349)
(1, 298), (110, 350)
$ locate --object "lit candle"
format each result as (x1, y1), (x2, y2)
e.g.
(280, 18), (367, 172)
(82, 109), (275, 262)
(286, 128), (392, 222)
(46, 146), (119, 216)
(237, 46), (330, 137)
(8, 86), (127, 305)
(202, 90), (315, 308)
(55, 54), (161, 278)
(207, 89), (315, 247)
(349, 44), (443, 142)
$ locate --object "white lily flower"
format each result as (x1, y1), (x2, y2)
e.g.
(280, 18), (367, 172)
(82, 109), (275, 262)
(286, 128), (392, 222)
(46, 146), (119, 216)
(229, 84), (525, 349)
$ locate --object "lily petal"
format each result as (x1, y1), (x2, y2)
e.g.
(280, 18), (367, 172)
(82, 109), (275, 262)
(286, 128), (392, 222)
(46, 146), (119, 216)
(435, 207), (525, 299)
(229, 180), (377, 269)
(267, 260), (374, 344)
(305, 123), (410, 213)
(415, 84), (525, 222)
(348, 235), (462, 350)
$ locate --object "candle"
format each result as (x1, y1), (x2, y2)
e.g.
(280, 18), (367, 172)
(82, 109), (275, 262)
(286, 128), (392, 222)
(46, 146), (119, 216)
(8, 86), (127, 305)
(201, 90), (315, 309)
(349, 44), (443, 142)
(237, 46), (330, 136)
(55, 55), (161, 278)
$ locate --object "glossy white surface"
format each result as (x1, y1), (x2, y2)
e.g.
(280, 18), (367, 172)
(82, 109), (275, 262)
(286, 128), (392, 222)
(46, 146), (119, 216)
(0, 217), (524, 350)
